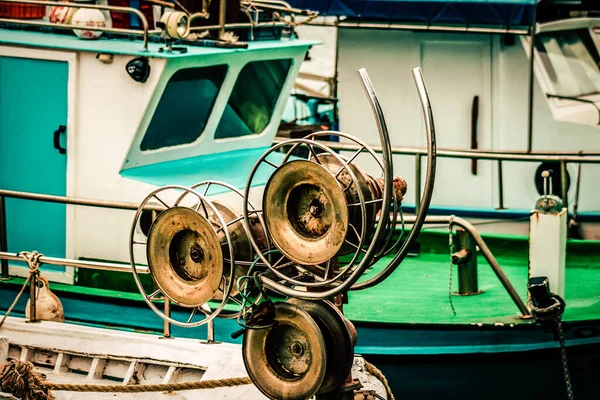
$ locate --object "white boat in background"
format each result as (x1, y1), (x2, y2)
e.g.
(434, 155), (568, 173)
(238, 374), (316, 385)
(287, 0), (600, 239)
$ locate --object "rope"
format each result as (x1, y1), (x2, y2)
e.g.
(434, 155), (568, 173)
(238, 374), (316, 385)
(364, 360), (394, 400)
(0, 359), (251, 395)
(46, 377), (252, 392)
(529, 296), (574, 400)
(447, 217), (457, 316)
(0, 360), (54, 400)
(0, 251), (43, 327)
(556, 319), (575, 400)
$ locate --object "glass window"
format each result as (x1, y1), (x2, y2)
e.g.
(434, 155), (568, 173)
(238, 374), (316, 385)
(535, 29), (600, 97)
(140, 65), (228, 151)
(214, 59), (292, 139)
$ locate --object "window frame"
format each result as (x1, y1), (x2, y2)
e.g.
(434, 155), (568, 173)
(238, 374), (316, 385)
(524, 18), (600, 126)
(213, 58), (294, 142)
(139, 64), (230, 153)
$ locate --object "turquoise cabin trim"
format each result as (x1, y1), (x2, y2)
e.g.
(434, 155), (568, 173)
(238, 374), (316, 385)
(0, 30), (318, 58)
(120, 147), (291, 191)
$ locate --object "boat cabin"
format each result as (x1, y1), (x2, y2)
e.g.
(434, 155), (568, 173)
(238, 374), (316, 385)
(0, 0), (314, 283)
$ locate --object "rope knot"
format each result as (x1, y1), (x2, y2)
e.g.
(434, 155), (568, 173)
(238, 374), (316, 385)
(18, 251), (44, 273)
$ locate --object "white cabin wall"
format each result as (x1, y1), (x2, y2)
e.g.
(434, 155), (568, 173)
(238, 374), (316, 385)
(72, 53), (166, 262)
(338, 28), (600, 213)
(338, 29), (494, 209)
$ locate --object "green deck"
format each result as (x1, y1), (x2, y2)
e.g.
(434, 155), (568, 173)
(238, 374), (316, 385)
(346, 231), (600, 325)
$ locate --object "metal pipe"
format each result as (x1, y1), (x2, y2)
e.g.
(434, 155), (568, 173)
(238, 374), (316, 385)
(334, 21), (529, 36)
(561, 160), (569, 211)
(405, 216), (530, 316)
(0, 0), (151, 51)
(29, 271), (38, 323)
(452, 228), (480, 295)
(0, 252), (149, 274)
(273, 138), (600, 163)
(352, 67), (437, 291)
(415, 154), (422, 214)
(497, 160), (505, 209)
(0, 189), (163, 211)
(189, 21), (285, 32)
(218, 0), (226, 39)
(0, 196), (8, 280)
(163, 300), (171, 338)
(526, 5), (537, 153)
(207, 319), (215, 343)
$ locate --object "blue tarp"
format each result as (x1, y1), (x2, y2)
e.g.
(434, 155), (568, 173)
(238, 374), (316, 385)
(288, 0), (537, 28)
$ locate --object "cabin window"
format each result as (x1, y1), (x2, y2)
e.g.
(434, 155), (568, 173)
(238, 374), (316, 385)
(214, 59), (292, 139)
(535, 29), (600, 98)
(140, 65), (228, 151)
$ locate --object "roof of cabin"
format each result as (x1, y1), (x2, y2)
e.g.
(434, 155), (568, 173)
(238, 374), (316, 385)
(0, 29), (317, 58)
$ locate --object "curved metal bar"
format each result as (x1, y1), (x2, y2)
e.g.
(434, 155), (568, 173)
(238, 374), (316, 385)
(401, 215), (530, 317)
(0, 0), (151, 51)
(352, 67), (437, 290)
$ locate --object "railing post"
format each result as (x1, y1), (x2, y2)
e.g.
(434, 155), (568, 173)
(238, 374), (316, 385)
(163, 300), (171, 338)
(560, 160), (569, 212)
(0, 195), (8, 280)
(497, 160), (505, 210)
(451, 228), (481, 295)
(28, 272), (38, 322)
(415, 154), (422, 214)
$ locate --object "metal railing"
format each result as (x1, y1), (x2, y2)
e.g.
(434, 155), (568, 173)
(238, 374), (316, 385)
(274, 137), (600, 215)
(0, 186), (531, 318)
(0, 189), (163, 280)
(0, 0), (155, 51)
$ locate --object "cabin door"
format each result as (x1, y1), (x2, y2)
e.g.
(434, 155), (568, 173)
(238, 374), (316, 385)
(419, 33), (493, 209)
(0, 56), (68, 270)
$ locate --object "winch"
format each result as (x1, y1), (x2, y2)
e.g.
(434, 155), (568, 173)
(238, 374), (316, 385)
(129, 67), (438, 399)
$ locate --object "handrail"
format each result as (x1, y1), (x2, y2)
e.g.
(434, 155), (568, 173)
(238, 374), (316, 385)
(0, 188), (163, 279)
(274, 137), (600, 214)
(0, 189), (164, 211)
(0, 251), (149, 274)
(402, 216), (531, 317)
(0, 0), (152, 51)
(274, 137), (600, 162)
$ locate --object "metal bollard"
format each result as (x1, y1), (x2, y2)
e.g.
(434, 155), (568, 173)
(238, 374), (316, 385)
(451, 228), (482, 296)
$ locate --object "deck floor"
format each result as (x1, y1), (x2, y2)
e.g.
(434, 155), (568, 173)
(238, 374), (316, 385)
(345, 252), (600, 325)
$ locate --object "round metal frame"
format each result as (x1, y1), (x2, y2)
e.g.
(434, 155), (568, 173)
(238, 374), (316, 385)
(129, 185), (235, 327)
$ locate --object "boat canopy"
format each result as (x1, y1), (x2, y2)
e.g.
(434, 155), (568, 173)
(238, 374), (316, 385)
(289, 0), (537, 29)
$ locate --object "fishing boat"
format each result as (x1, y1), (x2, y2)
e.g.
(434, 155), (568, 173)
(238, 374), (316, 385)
(0, 1), (599, 399)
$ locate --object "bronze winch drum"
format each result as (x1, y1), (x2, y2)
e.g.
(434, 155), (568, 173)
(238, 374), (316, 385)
(242, 301), (327, 400)
(181, 181), (269, 307)
(129, 185), (238, 327)
(242, 132), (398, 300)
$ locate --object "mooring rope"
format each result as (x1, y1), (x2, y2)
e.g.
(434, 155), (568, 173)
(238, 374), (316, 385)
(364, 360), (395, 400)
(1, 359), (396, 398)
(0, 359), (251, 395)
(0, 251), (43, 327)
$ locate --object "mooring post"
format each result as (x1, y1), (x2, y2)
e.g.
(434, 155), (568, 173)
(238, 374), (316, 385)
(451, 228), (481, 295)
